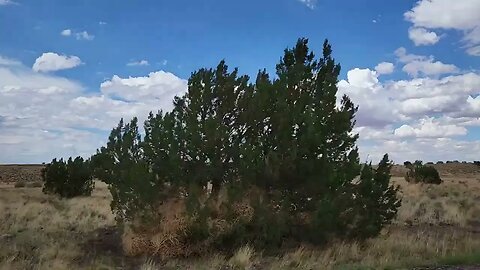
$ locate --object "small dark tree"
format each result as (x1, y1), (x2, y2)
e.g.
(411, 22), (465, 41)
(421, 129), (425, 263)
(405, 161), (442, 185)
(42, 157), (94, 198)
(352, 154), (401, 238)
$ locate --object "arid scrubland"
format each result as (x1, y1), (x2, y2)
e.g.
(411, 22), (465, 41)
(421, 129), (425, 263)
(1, 165), (479, 270)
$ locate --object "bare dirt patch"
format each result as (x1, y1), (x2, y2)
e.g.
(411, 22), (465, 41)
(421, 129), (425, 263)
(0, 164), (45, 183)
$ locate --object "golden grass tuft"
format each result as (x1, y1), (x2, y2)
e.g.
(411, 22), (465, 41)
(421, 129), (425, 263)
(228, 245), (255, 270)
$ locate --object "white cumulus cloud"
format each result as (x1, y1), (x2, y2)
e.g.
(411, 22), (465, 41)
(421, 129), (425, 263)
(402, 59), (458, 77)
(405, 0), (480, 55)
(0, 56), (187, 163)
(394, 118), (467, 138)
(32, 52), (82, 73)
(100, 71), (187, 104)
(61, 29), (72, 36)
(395, 47), (459, 77)
(408, 27), (441, 46)
(375, 62), (395, 75)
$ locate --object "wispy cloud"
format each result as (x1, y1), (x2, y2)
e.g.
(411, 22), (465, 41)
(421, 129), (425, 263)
(60, 29), (94, 41)
(298, 0), (316, 10)
(126, 60), (149, 67)
(0, 56), (21, 66)
(75, 31), (94, 41)
(0, 0), (17, 6)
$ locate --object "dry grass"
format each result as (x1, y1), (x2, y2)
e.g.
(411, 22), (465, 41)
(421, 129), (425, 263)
(266, 229), (480, 269)
(121, 188), (255, 260)
(0, 181), (115, 270)
(393, 176), (480, 228)
(139, 258), (158, 270)
(228, 245), (255, 270)
(1, 171), (480, 269)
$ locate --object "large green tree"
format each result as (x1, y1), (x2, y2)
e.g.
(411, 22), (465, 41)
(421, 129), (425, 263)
(91, 38), (401, 248)
(240, 39), (359, 211)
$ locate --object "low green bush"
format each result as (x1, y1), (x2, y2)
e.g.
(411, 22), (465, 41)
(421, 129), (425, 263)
(42, 157), (94, 198)
(405, 161), (442, 184)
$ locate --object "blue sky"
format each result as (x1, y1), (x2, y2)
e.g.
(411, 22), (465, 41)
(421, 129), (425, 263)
(3, 0), (476, 86)
(1, 0), (480, 163)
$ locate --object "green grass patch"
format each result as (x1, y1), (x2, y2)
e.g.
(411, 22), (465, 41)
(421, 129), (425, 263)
(438, 251), (480, 266)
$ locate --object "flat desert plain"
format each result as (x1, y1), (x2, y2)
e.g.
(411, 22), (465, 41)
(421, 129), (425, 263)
(0, 163), (479, 269)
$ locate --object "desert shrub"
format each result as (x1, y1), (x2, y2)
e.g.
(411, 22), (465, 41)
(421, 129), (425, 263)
(404, 161), (412, 167)
(42, 157), (94, 198)
(93, 38), (401, 255)
(426, 162), (434, 165)
(437, 161), (444, 164)
(474, 161), (480, 166)
(14, 181), (26, 188)
(405, 160), (442, 185)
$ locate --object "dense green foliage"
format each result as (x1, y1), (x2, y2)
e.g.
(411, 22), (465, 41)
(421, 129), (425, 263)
(353, 154), (401, 238)
(92, 38), (401, 248)
(405, 160), (442, 185)
(91, 118), (159, 223)
(42, 157), (94, 198)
